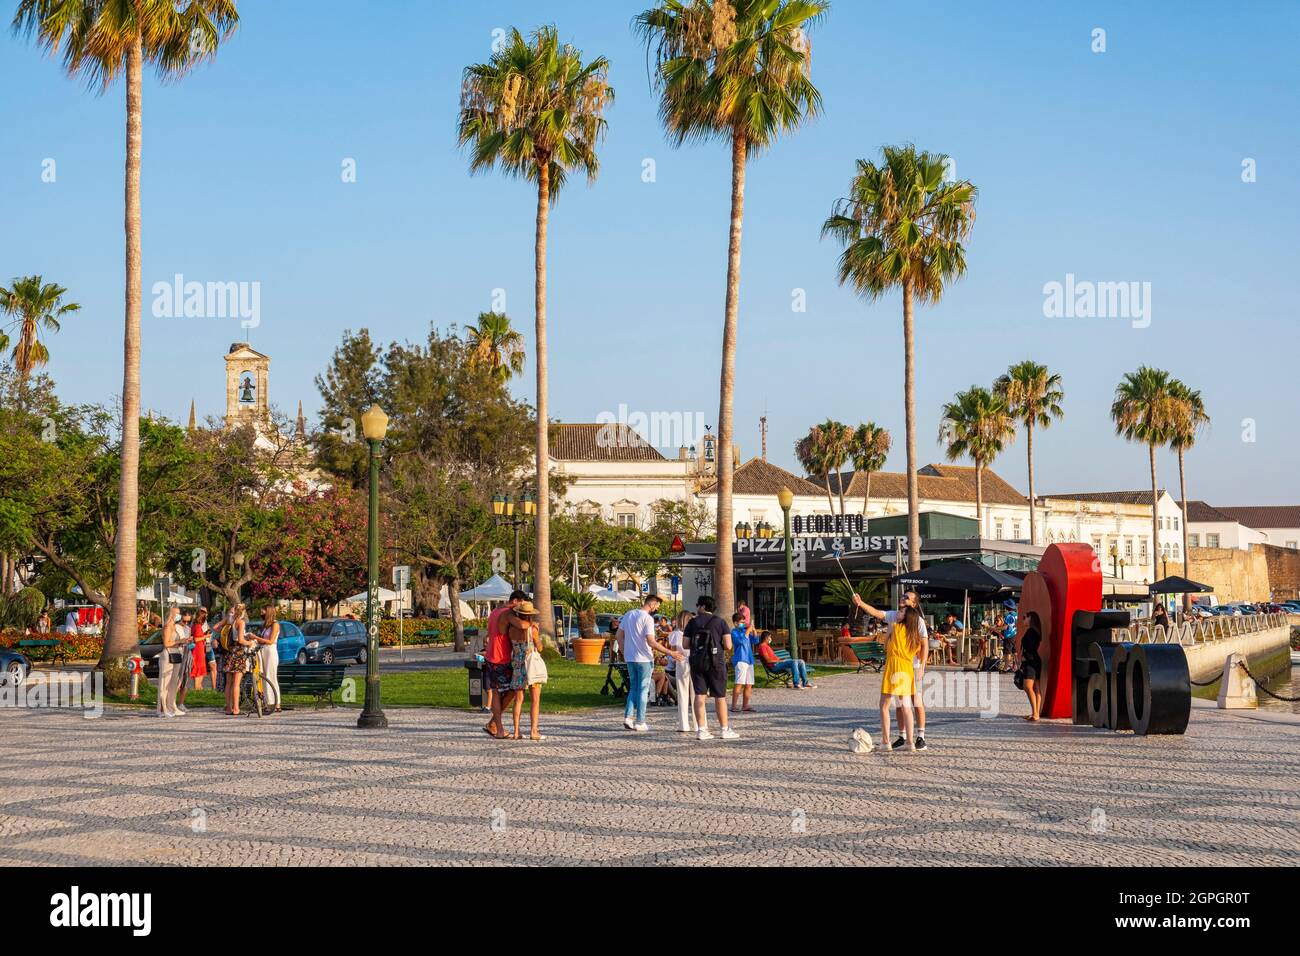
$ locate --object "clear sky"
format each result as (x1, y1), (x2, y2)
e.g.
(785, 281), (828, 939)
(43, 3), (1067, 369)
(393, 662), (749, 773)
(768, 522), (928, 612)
(3, 0), (1297, 504)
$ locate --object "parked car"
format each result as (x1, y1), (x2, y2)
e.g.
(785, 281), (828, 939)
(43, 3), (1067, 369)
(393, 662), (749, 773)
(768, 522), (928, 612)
(0, 649), (30, 687)
(298, 617), (368, 664)
(1282, 602), (1300, 614)
(248, 619), (306, 665)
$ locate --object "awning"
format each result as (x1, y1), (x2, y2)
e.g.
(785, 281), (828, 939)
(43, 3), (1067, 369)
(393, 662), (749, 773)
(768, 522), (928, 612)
(459, 574), (517, 601)
(1150, 575), (1213, 595)
(890, 559), (1024, 594)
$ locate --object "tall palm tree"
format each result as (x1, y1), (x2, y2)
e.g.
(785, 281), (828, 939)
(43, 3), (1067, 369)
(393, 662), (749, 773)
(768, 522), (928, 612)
(794, 423), (836, 514)
(822, 145), (977, 569)
(1168, 378), (1209, 601)
(459, 26), (613, 644)
(937, 386), (1015, 534)
(1111, 367), (1181, 583)
(0, 275), (80, 404)
(15, 0), (241, 685)
(850, 422), (890, 523)
(820, 418), (852, 514)
(994, 360), (1064, 546)
(636, 0), (827, 615)
(465, 311), (525, 383)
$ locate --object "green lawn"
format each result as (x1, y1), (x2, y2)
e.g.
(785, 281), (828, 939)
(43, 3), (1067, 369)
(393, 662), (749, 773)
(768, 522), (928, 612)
(110, 659), (855, 714)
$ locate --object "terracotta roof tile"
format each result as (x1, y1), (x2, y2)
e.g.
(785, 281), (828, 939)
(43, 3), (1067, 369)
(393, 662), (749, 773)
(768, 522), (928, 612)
(1216, 505), (1300, 529)
(550, 423), (667, 462)
(818, 464), (1026, 507)
(701, 458), (825, 497)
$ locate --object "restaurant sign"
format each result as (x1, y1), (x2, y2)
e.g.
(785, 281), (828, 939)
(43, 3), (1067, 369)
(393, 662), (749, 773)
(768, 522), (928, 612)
(736, 534), (916, 555)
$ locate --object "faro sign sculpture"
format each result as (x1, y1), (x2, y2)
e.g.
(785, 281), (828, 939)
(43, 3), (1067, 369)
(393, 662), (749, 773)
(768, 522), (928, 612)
(1017, 543), (1190, 735)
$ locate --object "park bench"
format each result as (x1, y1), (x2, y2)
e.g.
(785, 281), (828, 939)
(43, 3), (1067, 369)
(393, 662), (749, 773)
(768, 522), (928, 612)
(275, 663), (347, 706)
(851, 641), (886, 673)
(600, 660), (629, 698)
(757, 648), (816, 687)
(17, 638), (65, 666)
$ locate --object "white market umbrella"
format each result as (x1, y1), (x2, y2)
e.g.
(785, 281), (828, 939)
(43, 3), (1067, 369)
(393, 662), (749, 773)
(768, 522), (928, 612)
(459, 574), (516, 601)
(437, 586), (475, 620)
(344, 587), (400, 604)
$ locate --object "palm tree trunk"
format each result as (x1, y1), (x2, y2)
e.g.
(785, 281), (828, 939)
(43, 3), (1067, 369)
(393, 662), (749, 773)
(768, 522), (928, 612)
(714, 133), (747, 617)
(862, 472), (873, 527)
(102, 34), (144, 693)
(822, 476), (835, 515)
(449, 575), (465, 653)
(975, 464), (984, 534)
(1148, 443), (1160, 583)
(836, 467), (845, 516)
(533, 163), (554, 649)
(1026, 421), (1036, 545)
(1178, 446), (1190, 612)
(902, 279), (920, 571)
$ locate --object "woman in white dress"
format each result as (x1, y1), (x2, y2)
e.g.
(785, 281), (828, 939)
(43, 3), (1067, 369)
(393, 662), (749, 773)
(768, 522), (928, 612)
(255, 604), (282, 713)
(668, 611), (697, 733)
(157, 607), (186, 717)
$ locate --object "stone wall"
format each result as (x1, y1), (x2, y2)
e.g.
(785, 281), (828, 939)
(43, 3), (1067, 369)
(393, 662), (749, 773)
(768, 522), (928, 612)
(1163, 546), (1271, 603)
(1260, 544), (1300, 601)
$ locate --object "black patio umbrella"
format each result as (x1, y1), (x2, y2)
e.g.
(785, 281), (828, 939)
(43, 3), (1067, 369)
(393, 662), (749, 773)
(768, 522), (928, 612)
(1149, 575), (1213, 595)
(890, 559), (1024, 594)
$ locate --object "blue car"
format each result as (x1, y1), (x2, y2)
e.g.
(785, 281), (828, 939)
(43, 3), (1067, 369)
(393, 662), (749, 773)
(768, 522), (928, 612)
(0, 649), (30, 687)
(248, 620), (305, 665)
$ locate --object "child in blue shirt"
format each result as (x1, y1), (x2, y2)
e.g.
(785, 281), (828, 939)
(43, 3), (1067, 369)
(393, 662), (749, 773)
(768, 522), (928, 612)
(730, 612), (757, 712)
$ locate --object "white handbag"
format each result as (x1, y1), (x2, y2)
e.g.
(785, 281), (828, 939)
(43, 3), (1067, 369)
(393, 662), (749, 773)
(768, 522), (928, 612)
(525, 631), (549, 685)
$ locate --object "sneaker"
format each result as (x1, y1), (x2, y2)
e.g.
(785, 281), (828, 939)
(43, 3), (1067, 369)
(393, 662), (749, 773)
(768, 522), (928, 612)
(176, 706), (188, 715)
(634, 723), (650, 733)
(697, 729), (714, 741)
(908, 741), (919, 752)
(720, 727), (740, 740)
(880, 740), (893, 752)
(623, 717), (635, 731)
(915, 735), (928, 751)
(892, 736), (905, 750)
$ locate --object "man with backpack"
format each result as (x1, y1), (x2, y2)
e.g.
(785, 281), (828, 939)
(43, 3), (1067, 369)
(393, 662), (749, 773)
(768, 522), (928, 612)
(682, 595), (740, 741)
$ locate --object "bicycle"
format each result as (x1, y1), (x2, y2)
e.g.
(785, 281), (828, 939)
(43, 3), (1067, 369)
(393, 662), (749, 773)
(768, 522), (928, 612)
(237, 646), (270, 717)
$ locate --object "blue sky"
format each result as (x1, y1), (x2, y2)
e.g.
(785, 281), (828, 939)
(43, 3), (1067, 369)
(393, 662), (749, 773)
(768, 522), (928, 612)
(3, 0), (1298, 504)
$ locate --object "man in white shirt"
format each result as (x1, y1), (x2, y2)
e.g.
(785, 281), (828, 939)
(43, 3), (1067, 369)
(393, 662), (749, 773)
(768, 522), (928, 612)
(852, 589), (932, 750)
(616, 595), (682, 732)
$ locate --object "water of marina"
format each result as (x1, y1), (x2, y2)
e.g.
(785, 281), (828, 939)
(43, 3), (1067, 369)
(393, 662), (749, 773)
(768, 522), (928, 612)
(1255, 660), (1300, 714)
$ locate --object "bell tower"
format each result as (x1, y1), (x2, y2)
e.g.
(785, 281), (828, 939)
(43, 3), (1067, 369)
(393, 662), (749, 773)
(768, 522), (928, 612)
(224, 342), (270, 430)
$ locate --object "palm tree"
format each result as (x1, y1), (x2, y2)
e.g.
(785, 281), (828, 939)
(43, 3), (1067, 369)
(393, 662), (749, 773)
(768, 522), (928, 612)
(1111, 367), (1181, 583)
(994, 360), (1064, 546)
(850, 422), (890, 523)
(937, 386), (1015, 534)
(459, 26), (613, 645)
(822, 145), (977, 570)
(636, 0), (827, 615)
(795, 424), (837, 515)
(15, 1), (241, 686)
(465, 311), (525, 383)
(0, 275), (80, 405)
(1168, 378), (1209, 602)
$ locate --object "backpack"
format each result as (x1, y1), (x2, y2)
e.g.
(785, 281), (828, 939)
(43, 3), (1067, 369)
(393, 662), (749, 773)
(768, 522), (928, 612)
(688, 613), (723, 668)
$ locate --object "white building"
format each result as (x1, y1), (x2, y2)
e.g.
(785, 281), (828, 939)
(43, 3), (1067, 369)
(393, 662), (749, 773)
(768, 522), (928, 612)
(1034, 490), (1186, 583)
(1185, 501), (1269, 551)
(1214, 506), (1300, 551)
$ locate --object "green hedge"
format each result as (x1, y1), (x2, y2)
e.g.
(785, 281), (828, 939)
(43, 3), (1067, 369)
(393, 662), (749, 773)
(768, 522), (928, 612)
(377, 618), (484, 646)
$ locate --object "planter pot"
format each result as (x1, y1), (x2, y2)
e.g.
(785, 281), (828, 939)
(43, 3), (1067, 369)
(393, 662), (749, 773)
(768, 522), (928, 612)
(572, 637), (606, 665)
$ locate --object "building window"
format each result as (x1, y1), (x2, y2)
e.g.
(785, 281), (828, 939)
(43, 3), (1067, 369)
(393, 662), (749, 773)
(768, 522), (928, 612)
(995, 521), (1004, 540)
(1140, 538), (1149, 562)
(1012, 522), (1021, 540)
(1173, 516), (1179, 530)
(1287, 541), (1298, 550)
(1124, 539), (1133, 561)
(1188, 533), (1199, 547)
(616, 512), (636, 528)
(1206, 533), (1220, 549)
(1172, 544), (1180, 560)
(1092, 535), (1103, 553)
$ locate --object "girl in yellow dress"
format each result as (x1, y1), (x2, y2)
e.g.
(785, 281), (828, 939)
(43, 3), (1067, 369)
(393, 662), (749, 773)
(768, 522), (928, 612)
(879, 605), (924, 752)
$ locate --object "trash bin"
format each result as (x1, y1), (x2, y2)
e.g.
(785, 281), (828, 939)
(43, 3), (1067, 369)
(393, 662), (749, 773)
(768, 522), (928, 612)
(463, 657), (485, 710)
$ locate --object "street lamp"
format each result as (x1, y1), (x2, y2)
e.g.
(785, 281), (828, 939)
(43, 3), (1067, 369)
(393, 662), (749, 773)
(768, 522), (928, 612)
(357, 403), (389, 730)
(493, 489), (535, 590)
(777, 487), (799, 662)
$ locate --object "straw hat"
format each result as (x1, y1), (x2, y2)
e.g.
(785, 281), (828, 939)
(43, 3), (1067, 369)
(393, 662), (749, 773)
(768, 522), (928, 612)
(515, 600), (539, 617)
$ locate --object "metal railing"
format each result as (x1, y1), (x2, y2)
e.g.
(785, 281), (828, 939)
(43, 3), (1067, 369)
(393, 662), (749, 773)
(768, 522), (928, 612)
(1115, 612), (1289, 647)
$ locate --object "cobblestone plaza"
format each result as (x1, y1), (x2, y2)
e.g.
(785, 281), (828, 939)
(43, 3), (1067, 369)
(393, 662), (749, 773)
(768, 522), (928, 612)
(1, 671), (1296, 866)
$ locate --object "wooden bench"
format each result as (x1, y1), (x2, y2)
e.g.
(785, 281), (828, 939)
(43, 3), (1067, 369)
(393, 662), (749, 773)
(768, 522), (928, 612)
(17, 638), (65, 666)
(276, 663), (347, 706)
(851, 641), (886, 673)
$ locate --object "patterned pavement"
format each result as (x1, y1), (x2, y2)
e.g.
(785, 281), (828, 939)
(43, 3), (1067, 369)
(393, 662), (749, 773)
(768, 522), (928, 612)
(1, 670), (1297, 866)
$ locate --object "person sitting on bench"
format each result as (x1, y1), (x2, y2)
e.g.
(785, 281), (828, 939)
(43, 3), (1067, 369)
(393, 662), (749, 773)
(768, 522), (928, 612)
(755, 631), (814, 689)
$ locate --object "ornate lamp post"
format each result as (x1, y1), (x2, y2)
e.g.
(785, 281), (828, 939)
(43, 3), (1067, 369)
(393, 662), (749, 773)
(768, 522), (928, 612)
(492, 491), (536, 591)
(777, 487), (799, 661)
(357, 404), (389, 730)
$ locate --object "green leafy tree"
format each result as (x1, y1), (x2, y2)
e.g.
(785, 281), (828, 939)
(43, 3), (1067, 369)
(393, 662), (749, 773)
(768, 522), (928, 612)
(314, 327), (383, 489)
(795, 420), (850, 513)
(459, 24), (614, 642)
(636, 0), (828, 614)
(822, 145), (977, 569)
(937, 386), (1015, 531)
(14, 0), (241, 687)
(994, 361), (1064, 546)
(1111, 367), (1181, 582)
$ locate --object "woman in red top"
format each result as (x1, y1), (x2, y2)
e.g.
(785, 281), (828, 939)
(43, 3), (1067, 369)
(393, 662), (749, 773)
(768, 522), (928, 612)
(190, 608), (211, 689)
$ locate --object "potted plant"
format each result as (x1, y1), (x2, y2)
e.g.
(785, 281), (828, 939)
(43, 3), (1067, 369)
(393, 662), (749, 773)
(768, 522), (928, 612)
(556, 585), (604, 664)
